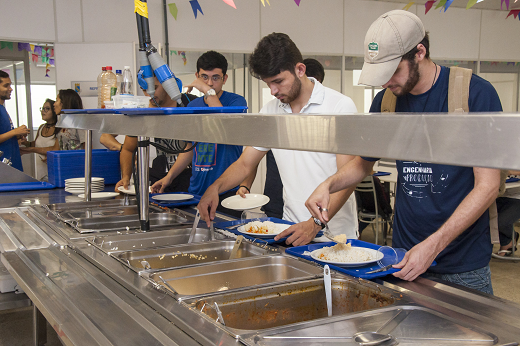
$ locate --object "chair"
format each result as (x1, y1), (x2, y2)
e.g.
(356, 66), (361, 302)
(355, 175), (393, 245)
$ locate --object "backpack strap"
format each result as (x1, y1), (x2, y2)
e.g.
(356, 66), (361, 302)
(381, 88), (397, 113)
(448, 66), (472, 113)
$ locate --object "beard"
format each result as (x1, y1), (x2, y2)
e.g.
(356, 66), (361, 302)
(390, 59), (420, 97)
(278, 76), (302, 104)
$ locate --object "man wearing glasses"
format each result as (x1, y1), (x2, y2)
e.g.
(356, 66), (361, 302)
(151, 51), (246, 217)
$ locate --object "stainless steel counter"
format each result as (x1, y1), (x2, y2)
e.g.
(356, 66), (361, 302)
(1, 189), (520, 345)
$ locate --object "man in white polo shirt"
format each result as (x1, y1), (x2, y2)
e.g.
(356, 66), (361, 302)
(197, 33), (358, 246)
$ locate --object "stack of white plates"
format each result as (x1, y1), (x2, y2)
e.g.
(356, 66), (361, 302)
(65, 177), (105, 195)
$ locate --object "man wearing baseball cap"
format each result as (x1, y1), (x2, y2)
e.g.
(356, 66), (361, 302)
(306, 10), (502, 294)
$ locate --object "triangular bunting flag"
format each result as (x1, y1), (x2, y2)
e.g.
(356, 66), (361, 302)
(168, 3), (178, 19)
(435, 0), (447, 10)
(403, 2), (415, 10)
(171, 50), (177, 55)
(425, 0), (436, 14)
(32, 54), (38, 63)
(0, 41), (14, 51)
(502, 0), (510, 10)
(260, 0), (270, 6)
(506, 9), (520, 18)
(49, 59), (55, 66)
(222, 0), (236, 9)
(294, 0), (301, 5)
(34, 46), (42, 55)
(189, 0), (203, 18)
(466, 0), (478, 9)
(30, 44), (35, 52)
(444, 0), (454, 11)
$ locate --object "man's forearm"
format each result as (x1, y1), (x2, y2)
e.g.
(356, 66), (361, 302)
(327, 186), (356, 220)
(424, 168), (500, 255)
(0, 130), (15, 144)
(211, 159), (252, 194)
(165, 151), (193, 181)
(328, 157), (375, 194)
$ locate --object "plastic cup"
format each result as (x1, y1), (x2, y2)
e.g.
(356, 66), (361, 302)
(241, 210), (266, 223)
(377, 246), (407, 268)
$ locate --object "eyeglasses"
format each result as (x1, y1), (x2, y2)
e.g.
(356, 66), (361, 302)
(199, 74), (223, 82)
(40, 107), (51, 112)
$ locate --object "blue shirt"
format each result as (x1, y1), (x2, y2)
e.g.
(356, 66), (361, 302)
(186, 91), (247, 196)
(0, 105), (23, 171)
(367, 66), (502, 274)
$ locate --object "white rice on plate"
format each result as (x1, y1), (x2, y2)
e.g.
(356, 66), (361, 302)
(313, 243), (374, 263)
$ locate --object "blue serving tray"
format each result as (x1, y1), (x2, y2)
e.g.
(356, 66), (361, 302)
(0, 181), (55, 192)
(149, 192), (201, 208)
(214, 217), (324, 245)
(506, 177), (520, 183)
(286, 240), (435, 280)
(120, 106), (247, 116)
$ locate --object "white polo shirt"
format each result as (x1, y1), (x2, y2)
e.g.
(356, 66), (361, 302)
(254, 78), (359, 239)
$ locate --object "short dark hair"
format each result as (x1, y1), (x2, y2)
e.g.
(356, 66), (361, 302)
(0, 70), (9, 80)
(303, 58), (325, 83)
(249, 33), (303, 79)
(196, 51), (228, 75)
(57, 89), (83, 110)
(402, 32), (430, 62)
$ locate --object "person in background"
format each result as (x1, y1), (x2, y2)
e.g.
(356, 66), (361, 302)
(303, 58), (325, 84)
(0, 70), (30, 171)
(151, 51), (247, 217)
(495, 170), (520, 256)
(237, 58), (327, 219)
(306, 10), (501, 294)
(19, 99), (60, 181)
(115, 77), (197, 193)
(197, 33), (358, 244)
(53, 89), (85, 150)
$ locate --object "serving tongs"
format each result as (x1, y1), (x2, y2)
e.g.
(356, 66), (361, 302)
(188, 209), (200, 243)
(229, 235), (243, 259)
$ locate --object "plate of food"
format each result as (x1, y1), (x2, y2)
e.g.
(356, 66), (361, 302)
(310, 243), (383, 267)
(151, 193), (194, 201)
(237, 220), (291, 238)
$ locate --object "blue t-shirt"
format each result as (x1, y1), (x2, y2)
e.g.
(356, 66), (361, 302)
(186, 91), (246, 196)
(0, 105), (23, 171)
(367, 66), (502, 274)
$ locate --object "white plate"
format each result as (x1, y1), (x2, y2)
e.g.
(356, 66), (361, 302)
(221, 194), (270, 211)
(65, 177), (104, 184)
(77, 192), (119, 200)
(118, 185), (151, 195)
(237, 223), (291, 238)
(310, 247), (383, 267)
(151, 193), (194, 201)
(66, 183), (104, 188)
(65, 187), (104, 195)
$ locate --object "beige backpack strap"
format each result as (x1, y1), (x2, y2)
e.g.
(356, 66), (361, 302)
(489, 201), (500, 244)
(448, 66), (472, 113)
(381, 88), (397, 113)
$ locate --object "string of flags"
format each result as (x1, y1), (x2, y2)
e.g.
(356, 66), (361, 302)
(166, 0), (519, 21)
(171, 50), (187, 65)
(0, 41), (54, 78)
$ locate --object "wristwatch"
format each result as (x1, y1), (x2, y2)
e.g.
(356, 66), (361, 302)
(205, 88), (216, 98)
(313, 217), (326, 230)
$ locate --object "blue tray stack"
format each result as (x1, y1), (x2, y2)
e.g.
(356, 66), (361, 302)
(47, 149), (120, 188)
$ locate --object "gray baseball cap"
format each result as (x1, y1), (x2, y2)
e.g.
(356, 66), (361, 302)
(358, 10), (425, 87)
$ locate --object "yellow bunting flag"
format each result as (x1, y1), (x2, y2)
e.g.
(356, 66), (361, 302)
(260, 0), (271, 6)
(134, 0), (148, 18)
(168, 3), (178, 20)
(403, 2), (415, 10)
(466, 0), (479, 9)
(30, 44), (35, 52)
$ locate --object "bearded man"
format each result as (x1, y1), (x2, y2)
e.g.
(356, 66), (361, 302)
(306, 10), (502, 294)
(197, 33), (359, 246)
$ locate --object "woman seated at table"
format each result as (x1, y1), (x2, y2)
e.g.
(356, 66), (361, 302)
(496, 170), (520, 256)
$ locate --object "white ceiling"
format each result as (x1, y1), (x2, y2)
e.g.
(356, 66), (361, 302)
(363, 0), (520, 11)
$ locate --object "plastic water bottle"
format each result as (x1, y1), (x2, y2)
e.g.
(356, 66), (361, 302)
(100, 66), (117, 108)
(97, 66), (107, 108)
(120, 66), (133, 95)
(115, 69), (122, 95)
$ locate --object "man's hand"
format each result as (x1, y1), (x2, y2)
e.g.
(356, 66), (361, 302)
(151, 176), (172, 194)
(197, 186), (220, 227)
(185, 79), (210, 95)
(392, 239), (438, 281)
(115, 178), (130, 192)
(14, 125), (30, 137)
(236, 186), (249, 198)
(305, 182), (332, 225)
(274, 219), (321, 246)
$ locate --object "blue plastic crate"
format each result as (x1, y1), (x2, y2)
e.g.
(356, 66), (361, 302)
(47, 149), (120, 187)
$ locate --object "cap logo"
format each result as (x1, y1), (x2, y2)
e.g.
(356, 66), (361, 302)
(368, 42), (379, 59)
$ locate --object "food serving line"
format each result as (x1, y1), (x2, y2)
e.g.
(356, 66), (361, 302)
(1, 111), (520, 345)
